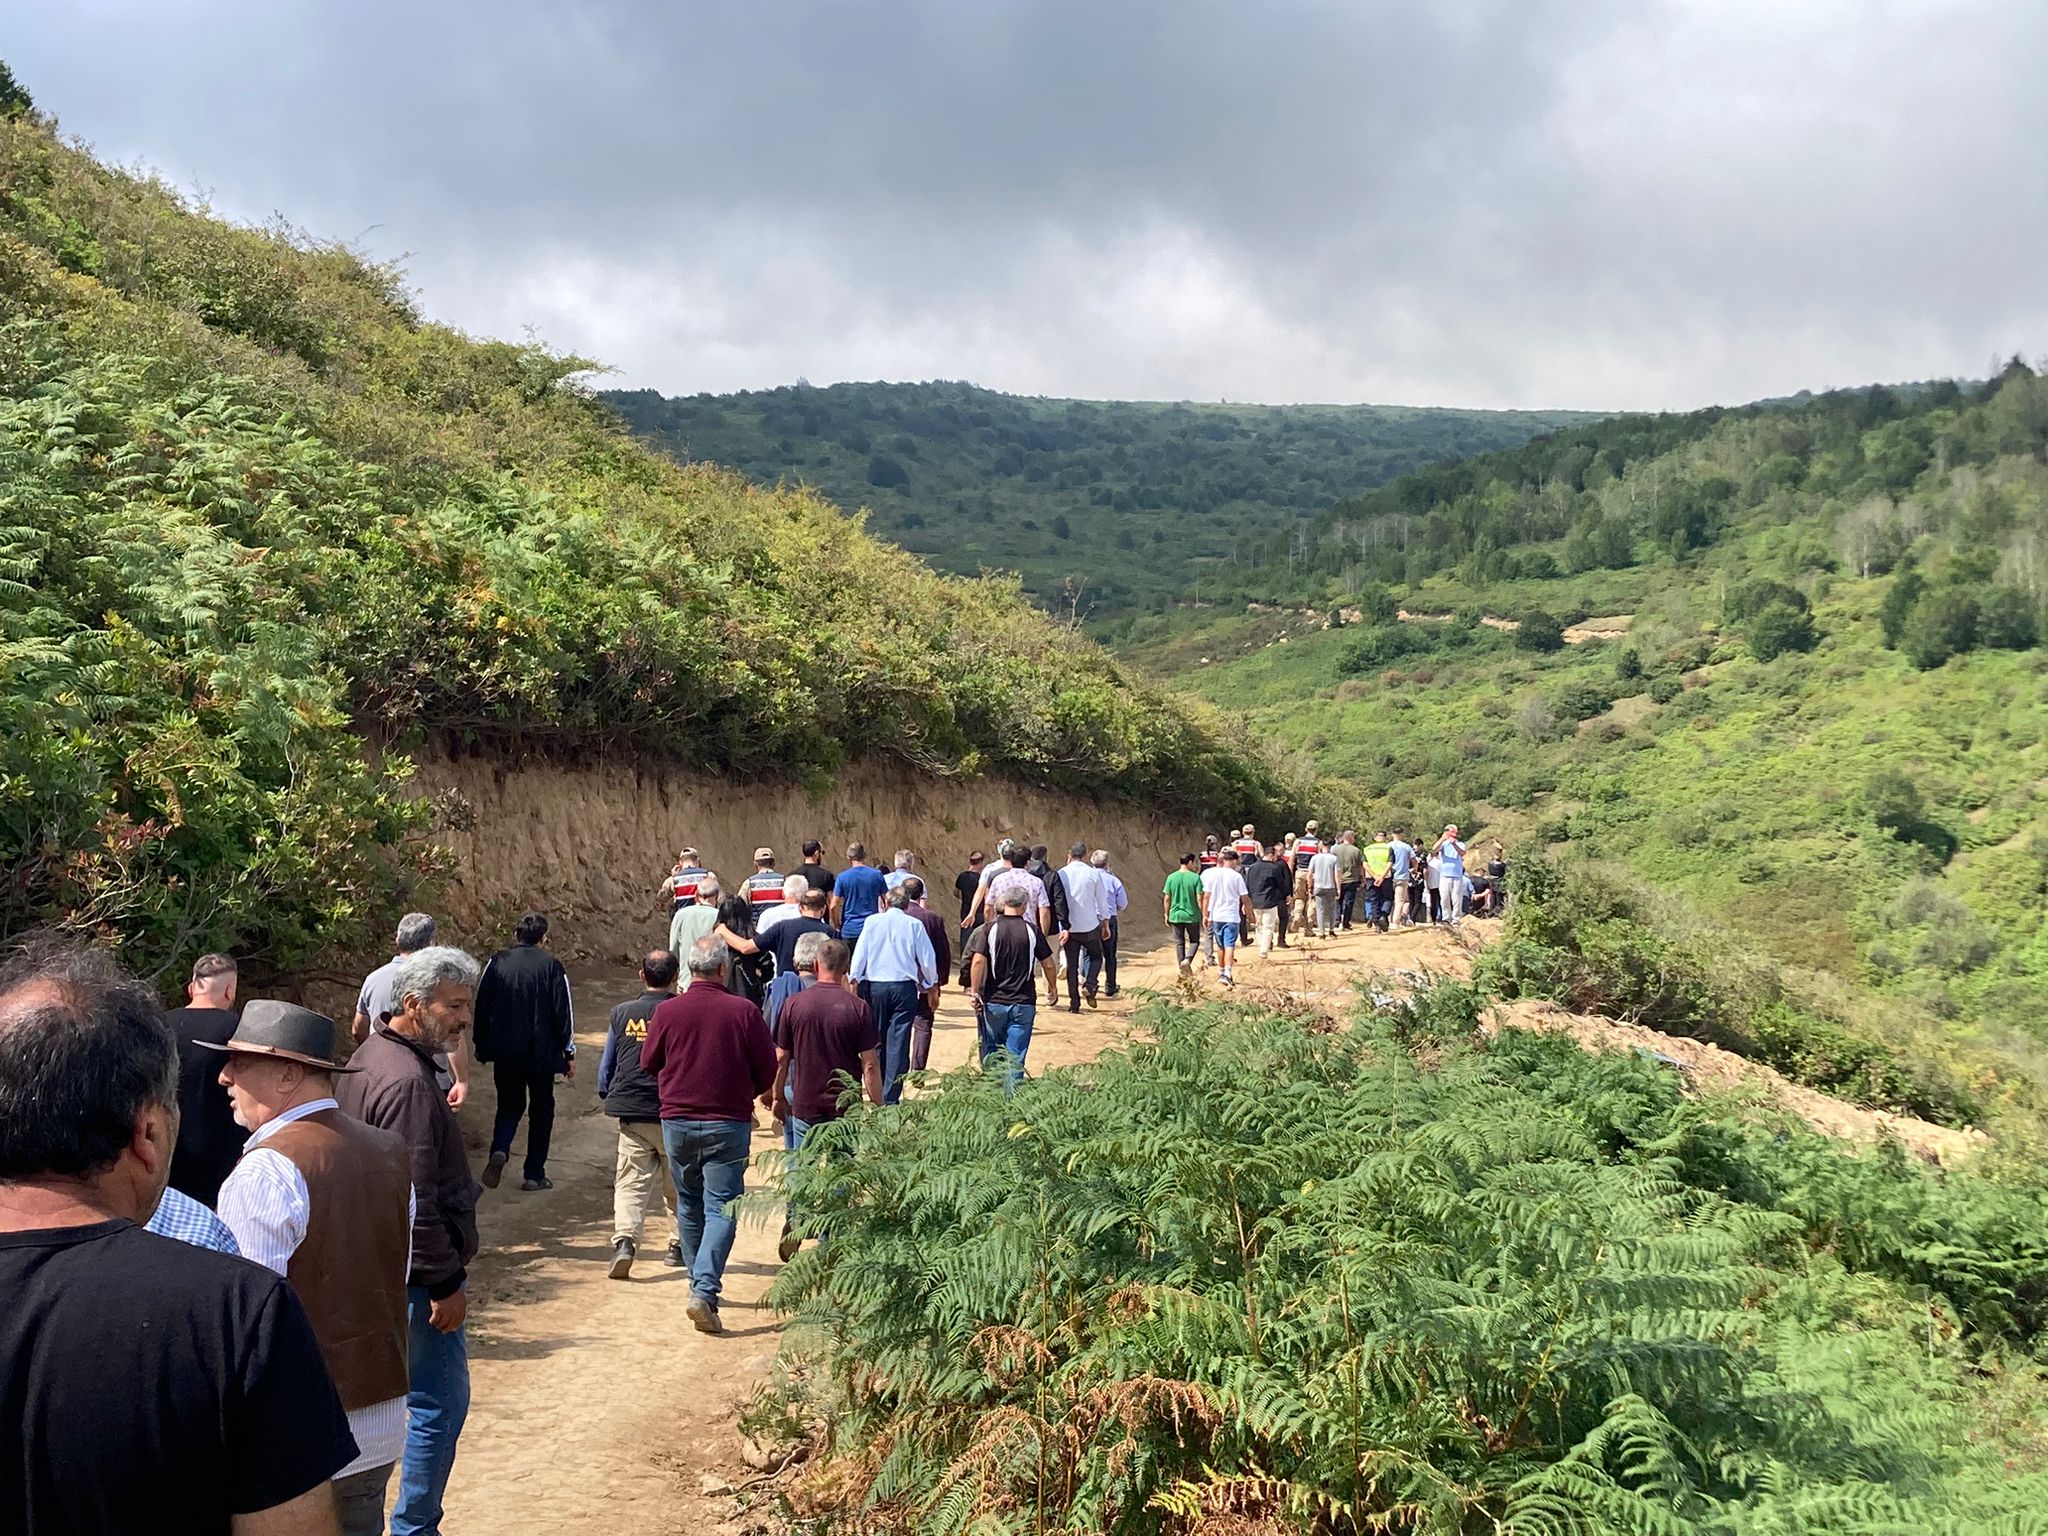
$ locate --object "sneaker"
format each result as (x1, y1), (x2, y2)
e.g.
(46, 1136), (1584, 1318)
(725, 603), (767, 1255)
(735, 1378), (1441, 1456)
(1221, 970), (1235, 988)
(664, 1241), (685, 1269)
(685, 1294), (724, 1335)
(608, 1238), (635, 1280)
(1104, 988), (1118, 999)
(1084, 991), (1099, 1010)
(777, 1223), (802, 1263)
(520, 1176), (553, 1192)
(481, 1150), (507, 1189)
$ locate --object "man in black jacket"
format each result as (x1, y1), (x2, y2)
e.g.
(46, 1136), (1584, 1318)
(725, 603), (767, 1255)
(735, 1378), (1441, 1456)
(165, 951), (246, 1206)
(598, 950), (680, 1279)
(472, 913), (576, 1192)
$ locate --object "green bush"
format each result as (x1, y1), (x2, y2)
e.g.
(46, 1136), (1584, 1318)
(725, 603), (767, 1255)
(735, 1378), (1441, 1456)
(1746, 600), (1819, 660)
(1978, 585), (2040, 649)
(1648, 675), (1681, 704)
(1513, 608), (1565, 652)
(1901, 588), (1980, 669)
(764, 1000), (2048, 1535)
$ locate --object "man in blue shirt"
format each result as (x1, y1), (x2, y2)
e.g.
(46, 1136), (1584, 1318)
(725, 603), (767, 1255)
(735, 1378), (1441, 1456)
(1388, 830), (1416, 928)
(849, 886), (938, 1104)
(829, 842), (889, 946)
(1089, 849), (1129, 998)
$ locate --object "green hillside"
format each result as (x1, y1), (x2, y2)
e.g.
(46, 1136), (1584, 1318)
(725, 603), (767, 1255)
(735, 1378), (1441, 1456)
(0, 104), (1312, 984)
(1130, 373), (2048, 1132)
(605, 381), (1595, 613)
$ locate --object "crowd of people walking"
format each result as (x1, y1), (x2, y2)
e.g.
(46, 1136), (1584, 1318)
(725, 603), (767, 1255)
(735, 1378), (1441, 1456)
(0, 816), (1503, 1534)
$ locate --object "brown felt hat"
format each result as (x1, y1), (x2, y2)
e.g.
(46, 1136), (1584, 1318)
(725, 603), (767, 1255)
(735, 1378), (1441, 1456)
(193, 999), (356, 1072)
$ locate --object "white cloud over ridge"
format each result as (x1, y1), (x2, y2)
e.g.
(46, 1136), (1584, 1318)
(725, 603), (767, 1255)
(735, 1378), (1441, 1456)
(14, 1), (2047, 409)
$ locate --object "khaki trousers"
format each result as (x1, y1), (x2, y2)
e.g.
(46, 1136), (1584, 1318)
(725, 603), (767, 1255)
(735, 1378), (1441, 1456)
(1255, 908), (1281, 956)
(613, 1119), (678, 1245)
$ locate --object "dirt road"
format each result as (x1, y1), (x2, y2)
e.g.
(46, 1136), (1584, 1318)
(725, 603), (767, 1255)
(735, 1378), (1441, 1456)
(441, 917), (1469, 1532)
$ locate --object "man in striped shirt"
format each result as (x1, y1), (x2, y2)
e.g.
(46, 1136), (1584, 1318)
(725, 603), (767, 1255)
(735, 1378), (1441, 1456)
(744, 848), (787, 913)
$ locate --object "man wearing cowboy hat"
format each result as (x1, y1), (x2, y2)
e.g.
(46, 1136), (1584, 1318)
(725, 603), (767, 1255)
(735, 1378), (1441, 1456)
(209, 1001), (415, 1536)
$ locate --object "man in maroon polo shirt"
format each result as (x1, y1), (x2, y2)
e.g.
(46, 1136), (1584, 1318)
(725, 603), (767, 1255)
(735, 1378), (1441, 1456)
(639, 935), (775, 1336)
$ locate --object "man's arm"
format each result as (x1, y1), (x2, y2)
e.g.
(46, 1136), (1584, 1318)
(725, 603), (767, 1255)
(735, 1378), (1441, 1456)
(233, 1484), (341, 1536)
(383, 1081), (462, 1299)
(555, 966), (577, 1079)
(770, 1046), (793, 1116)
(829, 892), (845, 928)
(859, 1047), (883, 1105)
(446, 1036), (470, 1109)
(596, 1012), (623, 1099)
(351, 1009), (372, 1046)
(968, 951), (989, 1000)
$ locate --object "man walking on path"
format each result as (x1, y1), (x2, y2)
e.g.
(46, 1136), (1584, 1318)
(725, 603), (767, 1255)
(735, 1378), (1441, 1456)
(1207, 849), (1252, 986)
(1091, 849), (1128, 997)
(339, 945), (485, 1536)
(212, 1001), (416, 1536)
(1362, 832), (1395, 932)
(1435, 825), (1470, 926)
(757, 875), (811, 939)
(967, 886), (1057, 1087)
(830, 842), (889, 946)
(744, 848), (787, 914)
(0, 940), (359, 1534)
(1309, 838), (1341, 938)
(1056, 842), (1110, 1012)
(1163, 853), (1205, 973)
(640, 937), (775, 1335)
(355, 912), (469, 1108)
(669, 875), (722, 958)
(472, 913), (575, 1193)
(1291, 822), (1323, 932)
(954, 852), (985, 954)
(597, 951), (681, 1280)
(1243, 843), (1291, 958)
(666, 848), (708, 914)
(850, 886), (939, 1103)
(797, 839), (836, 896)
(978, 843), (1053, 936)
(900, 876), (952, 1071)
(166, 951), (246, 1206)
(1388, 829), (1416, 928)
(884, 849), (917, 892)
(765, 887), (838, 978)
(1333, 831), (1365, 932)
(771, 938), (881, 1258)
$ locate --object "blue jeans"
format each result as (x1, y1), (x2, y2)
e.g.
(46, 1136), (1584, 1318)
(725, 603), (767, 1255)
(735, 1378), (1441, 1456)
(862, 979), (922, 1104)
(662, 1118), (752, 1302)
(978, 1001), (1035, 1090)
(394, 1285), (470, 1536)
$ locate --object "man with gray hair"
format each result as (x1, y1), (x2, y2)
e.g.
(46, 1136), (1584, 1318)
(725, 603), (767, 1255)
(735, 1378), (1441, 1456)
(354, 911), (471, 1110)
(338, 944), (484, 1535)
(641, 936), (775, 1334)
(884, 848), (917, 892)
(1090, 849), (1129, 999)
(757, 873), (811, 938)
(669, 874), (722, 957)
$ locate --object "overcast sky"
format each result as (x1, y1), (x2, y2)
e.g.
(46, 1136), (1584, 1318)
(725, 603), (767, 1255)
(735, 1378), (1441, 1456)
(14, 2), (2047, 410)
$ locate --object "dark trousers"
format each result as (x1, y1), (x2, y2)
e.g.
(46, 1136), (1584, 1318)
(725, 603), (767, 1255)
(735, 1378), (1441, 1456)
(490, 1059), (556, 1181)
(1337, 881), (1361, 929)
(859, 979), (922, 1105)
(1063, 929), (1105, 1009)
(1275, 895), (1291, 946)
(1171, 921), (1202, 966)
(1102, 916), (1120, 994)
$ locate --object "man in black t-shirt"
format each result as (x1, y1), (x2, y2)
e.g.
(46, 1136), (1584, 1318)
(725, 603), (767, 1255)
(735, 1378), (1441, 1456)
(954, 852), (985, 950)
(0, 938), (356, 1534)
(766, 888), (839, 976)
(966, 887), (1057, 1088)
(797, 839), (837, 897)
(166, 950), (247, 1207)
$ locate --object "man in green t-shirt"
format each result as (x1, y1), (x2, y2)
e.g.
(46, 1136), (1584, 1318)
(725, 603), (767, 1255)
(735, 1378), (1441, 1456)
(1162, 853), (1205, 975)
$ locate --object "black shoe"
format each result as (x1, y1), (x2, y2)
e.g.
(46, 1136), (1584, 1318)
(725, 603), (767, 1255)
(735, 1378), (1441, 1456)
(1068, 1005), (1082, 1014)
(481, 1150), (507, 1189)
(520, 1176), (553, 1191)
(608, 1238), (635, 1280)
(664, 1241), (685, 1268)
(1084, 991), (1098, 1009)
(685, 1294), (724, 1335)
(1104, 989), (1119, 999)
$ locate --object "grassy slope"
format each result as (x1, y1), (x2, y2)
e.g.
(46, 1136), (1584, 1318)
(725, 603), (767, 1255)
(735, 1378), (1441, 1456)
(0, 111), (1314, 980)
(1129, 383), (2048, 1131)
(606, 381), (1595, 611)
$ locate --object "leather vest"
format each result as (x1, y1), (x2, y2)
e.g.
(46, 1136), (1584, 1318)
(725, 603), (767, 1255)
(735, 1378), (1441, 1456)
(261, 1109), (413, 1410)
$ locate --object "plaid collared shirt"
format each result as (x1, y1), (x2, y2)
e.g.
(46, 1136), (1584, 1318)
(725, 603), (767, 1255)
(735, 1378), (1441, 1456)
(144, 1186), (241, 1255)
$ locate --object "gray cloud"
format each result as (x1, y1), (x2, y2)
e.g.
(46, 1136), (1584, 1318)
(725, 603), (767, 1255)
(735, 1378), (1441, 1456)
(15, 1), (2047, 408)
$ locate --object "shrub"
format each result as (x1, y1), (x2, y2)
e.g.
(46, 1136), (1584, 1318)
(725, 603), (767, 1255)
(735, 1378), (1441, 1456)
(1724, 577), (1808, 621)
(1900, 588), (1978, 669)
(1513, 608), (1565, 652)
(865, 452), (909, 488)
(1879, 567), (1926, 648)
(1863, 768), (1923, 836)
(1550, 678), (1613, 722)
(1977, 585), (2040, 649)
(1338, 623), (1428, 673)
(1747, 600), (1819, 660)
(1648, 675), (1681, 704)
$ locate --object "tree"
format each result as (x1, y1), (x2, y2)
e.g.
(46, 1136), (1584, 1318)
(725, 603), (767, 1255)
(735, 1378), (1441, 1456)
(1514, 609), (1565, 652)
(1725, 578), (1807, 623)
(1864, 768), (1923, 838)
(1115, 528), (1135, 551)
(1747, 602), (1818, 661)
(1899, 589), (1978, 670)
(1976, 586), (2039, 650)
(0, 60), (30, 119)
(1879, 569), (1925, 648)
(866, 454), (908, 489)
(1354, 582), (1399, 625)
(1615, 647), (1643, 681)
(1052, 514), (1072, 541)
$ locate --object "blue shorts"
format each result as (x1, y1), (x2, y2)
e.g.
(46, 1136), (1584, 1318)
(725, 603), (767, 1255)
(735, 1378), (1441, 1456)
(1212, 921), (1242, 949)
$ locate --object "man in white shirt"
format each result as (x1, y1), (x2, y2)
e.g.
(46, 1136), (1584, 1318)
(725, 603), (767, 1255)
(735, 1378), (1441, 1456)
(208, 1001), (416, 1536)
(1204, 850), (1252, 986)
(1308, 842), (1342, 938)
(884, 849), (918, 891)
(756, 874), (810, 938)
(1055, 842), (1110, 1013)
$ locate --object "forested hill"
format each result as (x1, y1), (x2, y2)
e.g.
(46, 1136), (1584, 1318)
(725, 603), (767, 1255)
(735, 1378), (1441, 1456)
(1130, 362), (2048, 1137)
(604, 381), (1595, 611)
(0, 95), (1315, 985)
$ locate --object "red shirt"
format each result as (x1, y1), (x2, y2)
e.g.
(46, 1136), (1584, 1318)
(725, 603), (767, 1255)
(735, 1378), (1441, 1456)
(639, 979), (774, 1121)
(1231, 837), (1258, 858)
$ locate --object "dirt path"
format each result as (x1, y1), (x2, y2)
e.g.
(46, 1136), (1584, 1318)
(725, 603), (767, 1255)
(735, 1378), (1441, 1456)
(439, 913), (1973, 1531)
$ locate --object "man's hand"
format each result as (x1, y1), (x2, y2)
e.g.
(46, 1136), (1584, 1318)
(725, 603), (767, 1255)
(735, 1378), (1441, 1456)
(562, 1059), (576, 1081)
(429, 1289), (467, 1333)
(445, 1081), (469, 1110)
